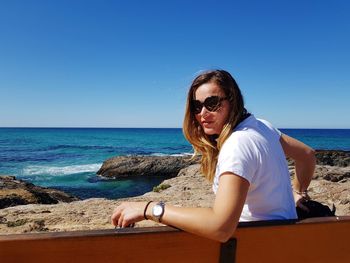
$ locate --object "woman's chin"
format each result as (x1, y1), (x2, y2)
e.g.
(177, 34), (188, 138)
(203, 127), (218, 135)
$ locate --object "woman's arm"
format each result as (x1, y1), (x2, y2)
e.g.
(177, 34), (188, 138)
(279, 134), (316, 205)
(111, 173), (249, 243)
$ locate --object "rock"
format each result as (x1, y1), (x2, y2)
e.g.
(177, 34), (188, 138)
(146, 164), (214, 207)
(0, 175), (79, 209)
(315, 150), (349, 167)
(290, 165), (350, 182)
(96, 155), (199, 179)
(323, 171), (350, 182)
(287, 150), (350, 167)
(177, 163), (203, 178)
(99, 150), (349, 180)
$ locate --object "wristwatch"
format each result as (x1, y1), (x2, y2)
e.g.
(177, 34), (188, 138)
(152, 201), (165, 222)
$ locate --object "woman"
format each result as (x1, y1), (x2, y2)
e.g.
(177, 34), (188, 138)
(111, 69), (316, 242)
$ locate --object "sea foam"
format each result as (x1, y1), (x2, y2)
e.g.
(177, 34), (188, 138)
(23, 163), (102, 176)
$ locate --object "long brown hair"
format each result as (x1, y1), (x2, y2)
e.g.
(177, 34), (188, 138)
(183, 70), (247, 182)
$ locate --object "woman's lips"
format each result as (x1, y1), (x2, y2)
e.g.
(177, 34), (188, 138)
(201, 120), (214, 127)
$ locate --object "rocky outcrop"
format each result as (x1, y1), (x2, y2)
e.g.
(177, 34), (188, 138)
(286, 150), (350, 182)
(99, 151), (349, 179)
(0, 175), (79, 209)
(287, 150), (349, 167)
(315, 150), (349, 167)
(97, 155), (199, 179)
(312, 165), (350, 182)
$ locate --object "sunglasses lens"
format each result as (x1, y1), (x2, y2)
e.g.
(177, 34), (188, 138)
(205, 96), (221, 111)
(191, 96), (224, 114)
(192, 100), (203, 114)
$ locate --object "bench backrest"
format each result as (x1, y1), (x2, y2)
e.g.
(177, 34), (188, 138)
(0, 217), (349, 263)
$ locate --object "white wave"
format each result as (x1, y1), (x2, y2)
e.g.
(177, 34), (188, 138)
(23, 163), (102, 176)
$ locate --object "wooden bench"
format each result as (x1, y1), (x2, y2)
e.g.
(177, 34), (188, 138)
(1, 216), (349, 263)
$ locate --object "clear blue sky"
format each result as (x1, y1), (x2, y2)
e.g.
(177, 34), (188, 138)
(0, 0), (349, 128)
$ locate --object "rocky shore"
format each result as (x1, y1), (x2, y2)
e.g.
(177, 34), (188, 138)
(0, 175), (79, 209)
(0, 150), (349, 235)
(96, 155), (199, 179)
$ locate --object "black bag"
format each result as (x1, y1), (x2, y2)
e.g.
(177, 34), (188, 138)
(296, 200), (336, 220)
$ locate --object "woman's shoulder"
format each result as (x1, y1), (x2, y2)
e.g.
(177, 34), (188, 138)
(228, 116), (260, 142)
(223, 117), (276, 150)
(218, 129), (259, 167)
(254, 117), (281, 134)
(221, 129), (255, 152)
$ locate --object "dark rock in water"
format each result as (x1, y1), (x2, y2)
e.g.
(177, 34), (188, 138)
(315, 150), (349, 167)
(97, 155), (199, 179)
(0, 175), (79, 209)
(99, 150), (349, 180)
(287, 150), (349, 167)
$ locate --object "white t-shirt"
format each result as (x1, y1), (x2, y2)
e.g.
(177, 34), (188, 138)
(213, 115), (297, 221)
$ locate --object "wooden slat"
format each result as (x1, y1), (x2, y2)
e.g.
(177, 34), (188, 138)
(1, 217), (350, 263)
(0, 227), (220, 263)
(234, 217), (350, 263)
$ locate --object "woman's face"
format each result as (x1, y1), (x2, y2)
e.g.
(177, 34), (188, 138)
(194, 82), (230, 135)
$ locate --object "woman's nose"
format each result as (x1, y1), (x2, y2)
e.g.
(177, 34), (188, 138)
(200, 105), (209, 116)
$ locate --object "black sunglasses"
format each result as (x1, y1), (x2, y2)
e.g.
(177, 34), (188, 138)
(191, 96), (227, 114)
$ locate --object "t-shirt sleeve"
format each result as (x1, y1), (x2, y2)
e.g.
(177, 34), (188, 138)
(216, 134), (257, 184)
(258, 118), (282, 138)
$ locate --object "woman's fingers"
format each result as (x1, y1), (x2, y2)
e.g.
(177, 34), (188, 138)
(121, 215), (132, 228)
(111, 206), (122, 226)
(118, 214), (124, 228)
(295, 195), (310, 213)
(111, 203), (127, 226)
(293, 192), (310, 212)
(111, 202), (146, 228)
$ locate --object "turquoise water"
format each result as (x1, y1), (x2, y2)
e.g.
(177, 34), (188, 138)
(0, 128), (349, 199)
(0, 128), (191, 199)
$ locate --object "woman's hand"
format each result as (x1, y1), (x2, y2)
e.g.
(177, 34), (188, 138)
(111, 201), (147, 228)
(293, 191), (310, 212)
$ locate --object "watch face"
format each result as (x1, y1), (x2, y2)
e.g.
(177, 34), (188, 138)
(153, 205), (163, 217)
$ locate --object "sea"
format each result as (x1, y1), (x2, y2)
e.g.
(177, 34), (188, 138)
(0, 128), (349, 200)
